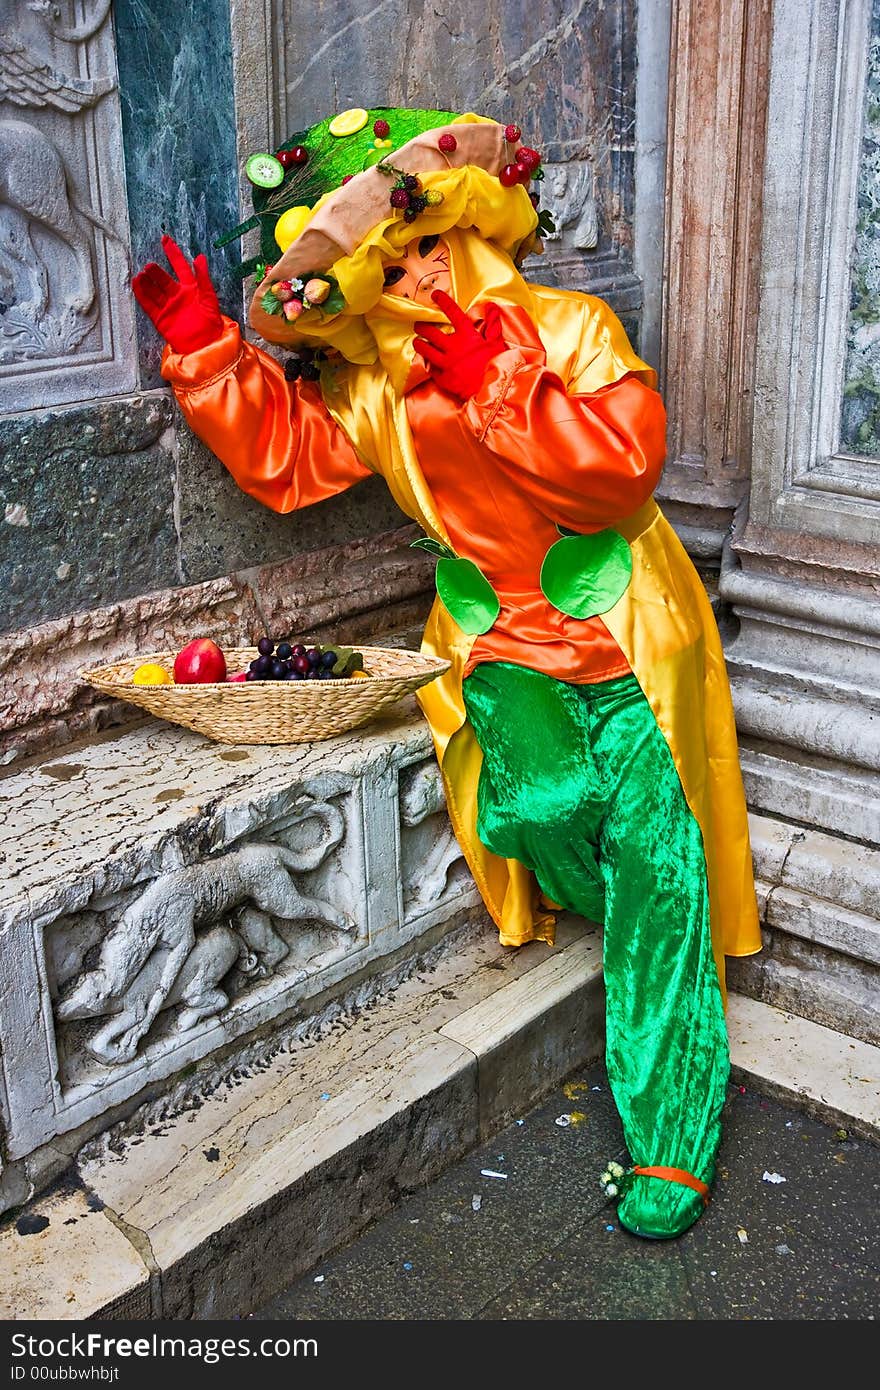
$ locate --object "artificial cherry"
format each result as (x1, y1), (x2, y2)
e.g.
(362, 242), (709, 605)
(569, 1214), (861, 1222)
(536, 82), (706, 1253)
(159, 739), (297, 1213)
(504, 124), (522, 143)
(514, 161), (531, 184)
(373, 118), (391, 137)
(515, 147), (542, 172)
(438, 133), (457, 153)
(499, 163), (522, 187)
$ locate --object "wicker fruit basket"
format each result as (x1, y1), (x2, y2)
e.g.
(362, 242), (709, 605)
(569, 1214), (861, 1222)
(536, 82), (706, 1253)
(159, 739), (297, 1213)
(81, 646), (450, 745)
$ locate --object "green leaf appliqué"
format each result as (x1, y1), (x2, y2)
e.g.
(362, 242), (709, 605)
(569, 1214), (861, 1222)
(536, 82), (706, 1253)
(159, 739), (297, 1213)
(539, 529), (633, 619)
(435, 557), (501, 635)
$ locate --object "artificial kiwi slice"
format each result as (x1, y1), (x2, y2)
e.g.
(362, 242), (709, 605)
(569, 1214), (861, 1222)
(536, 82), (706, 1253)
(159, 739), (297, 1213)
(245, 153), (285, 189)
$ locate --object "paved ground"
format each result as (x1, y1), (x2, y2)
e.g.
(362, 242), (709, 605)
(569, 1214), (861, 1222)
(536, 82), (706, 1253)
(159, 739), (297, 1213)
(256, 1061), (879, 1321)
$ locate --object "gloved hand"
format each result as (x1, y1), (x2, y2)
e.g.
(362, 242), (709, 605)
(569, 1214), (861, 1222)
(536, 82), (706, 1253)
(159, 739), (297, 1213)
(132, 235), (223, 354)
(413, 289), (508, 400)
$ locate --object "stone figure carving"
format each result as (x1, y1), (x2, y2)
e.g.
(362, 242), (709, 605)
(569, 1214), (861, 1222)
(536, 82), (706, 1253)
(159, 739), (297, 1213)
(541, 161), (600, 251)
(0, 0), (119, 360)
(399, 761), (465, 910)
(56, 798), (353, 1065)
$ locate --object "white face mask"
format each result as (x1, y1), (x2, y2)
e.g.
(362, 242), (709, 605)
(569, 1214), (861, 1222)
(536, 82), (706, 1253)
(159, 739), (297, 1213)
(381, 235), (452, 305)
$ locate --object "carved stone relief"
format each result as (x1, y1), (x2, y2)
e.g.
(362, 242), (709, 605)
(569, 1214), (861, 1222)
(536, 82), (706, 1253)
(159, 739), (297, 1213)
(0, 0), (136, 411)
(539, 161), (600, 253)
(398, 759), (466, 917)
(49, 790), (356, 1078)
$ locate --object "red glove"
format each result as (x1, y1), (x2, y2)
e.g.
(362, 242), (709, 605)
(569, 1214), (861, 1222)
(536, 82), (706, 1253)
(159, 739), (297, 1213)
(413, 289), (507, 400)
(132, 235), (223, 354)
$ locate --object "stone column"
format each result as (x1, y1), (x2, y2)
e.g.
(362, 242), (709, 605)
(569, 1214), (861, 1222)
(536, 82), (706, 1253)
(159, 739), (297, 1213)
(658, 0), (773, 571)
(721, 0), (880, 1043)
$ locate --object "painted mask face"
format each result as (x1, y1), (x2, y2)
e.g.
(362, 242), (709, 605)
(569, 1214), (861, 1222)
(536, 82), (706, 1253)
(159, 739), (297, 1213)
(381, 235), (451, 305)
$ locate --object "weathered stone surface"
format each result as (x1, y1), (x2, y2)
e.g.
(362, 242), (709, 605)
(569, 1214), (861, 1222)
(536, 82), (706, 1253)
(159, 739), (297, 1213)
(0, 1186), (151, 1321)
(0, 708), (489, 1197)
(728, 993), (880, 1139)
(0, 395), (178, 634)
(176, 425), (408, 585)
(251, 523), (434, 641)
(743, 812), (880, 1045)
(440, 931), (605, 1137)
(75, 915), (596, 1318)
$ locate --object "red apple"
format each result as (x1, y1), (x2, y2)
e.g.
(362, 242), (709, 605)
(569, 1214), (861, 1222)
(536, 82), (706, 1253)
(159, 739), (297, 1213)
(173, 638), (227, 684)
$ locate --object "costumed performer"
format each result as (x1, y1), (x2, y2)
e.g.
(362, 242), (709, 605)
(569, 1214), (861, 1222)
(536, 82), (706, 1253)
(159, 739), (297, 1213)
(132, 107), (762, 1239)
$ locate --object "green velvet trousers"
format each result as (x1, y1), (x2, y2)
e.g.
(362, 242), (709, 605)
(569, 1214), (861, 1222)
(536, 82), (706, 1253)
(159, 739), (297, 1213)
(462, 662), (729, 1238)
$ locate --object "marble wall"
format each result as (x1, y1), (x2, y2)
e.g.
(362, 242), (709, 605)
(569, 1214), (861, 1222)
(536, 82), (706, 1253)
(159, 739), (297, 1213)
(1, 0), (644, 645)
(841, 0), (880, 458)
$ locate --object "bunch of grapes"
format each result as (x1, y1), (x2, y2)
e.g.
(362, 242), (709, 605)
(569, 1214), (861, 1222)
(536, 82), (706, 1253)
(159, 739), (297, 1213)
(246, 636), (363, 681)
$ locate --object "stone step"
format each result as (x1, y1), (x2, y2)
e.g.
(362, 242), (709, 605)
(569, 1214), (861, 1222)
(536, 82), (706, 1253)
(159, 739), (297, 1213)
(2, 920), (878, 1322)
(0, 708), (484, 1213)
(730, 811), (880, 1046)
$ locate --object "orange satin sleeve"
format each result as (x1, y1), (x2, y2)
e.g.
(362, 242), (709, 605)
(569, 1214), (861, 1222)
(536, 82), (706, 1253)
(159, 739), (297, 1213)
(464, 307), (667, 533)
(161, 316), (373, 513)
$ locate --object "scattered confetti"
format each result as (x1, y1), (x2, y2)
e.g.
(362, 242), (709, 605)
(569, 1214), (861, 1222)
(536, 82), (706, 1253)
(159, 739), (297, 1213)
(775, 1244), (793, 1256)
(605, 1224), (615, 1232)
(481, 1169), (508, 1180)
(403, 1262), (412, 1271)
(319, 1092), (331, 1101)
(591, 1086), (602, 1092)
(314, 1275), (324, 1283)
(563, 1081), (590, 1099)
(835, 1128), (849, 1141)
(763, 1171), (787, 1184)
(203, 1147), (220, 1162)
(515, 1119), (525, 1126)
(555, 1114), (573, 1128)
(738, 1085), (746, 1094)
(737, 1228), (748, 1244)
(472, 1195), (482, 1211)
(710, 1270), (717, 1277)
(409, 1219), (420, 1224)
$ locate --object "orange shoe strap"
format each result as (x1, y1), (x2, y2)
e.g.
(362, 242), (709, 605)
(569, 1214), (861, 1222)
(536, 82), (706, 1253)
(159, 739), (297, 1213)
(632, 1165), (711, 1206)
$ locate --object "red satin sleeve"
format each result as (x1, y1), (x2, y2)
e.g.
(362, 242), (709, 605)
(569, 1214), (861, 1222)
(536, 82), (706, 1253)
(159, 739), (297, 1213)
(464, 314), (667, 533)
(161, 316), (373, 513)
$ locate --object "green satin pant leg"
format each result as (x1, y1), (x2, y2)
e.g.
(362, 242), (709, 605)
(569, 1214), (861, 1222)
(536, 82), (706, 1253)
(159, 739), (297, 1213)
(461, 662), (607, 924)
(461, 662), (728, 1239)
(587, 677), (729, 1238)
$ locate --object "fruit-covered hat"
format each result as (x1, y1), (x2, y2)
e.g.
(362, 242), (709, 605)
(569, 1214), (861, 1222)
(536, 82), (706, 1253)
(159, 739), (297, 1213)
(227, 107), (547, 349)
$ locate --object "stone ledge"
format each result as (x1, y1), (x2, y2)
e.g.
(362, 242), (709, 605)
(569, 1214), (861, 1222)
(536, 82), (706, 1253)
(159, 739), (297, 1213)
(3, 928), (877, 1320)
(0, 707), (479, 1205)
(1, 916), (603, 1320)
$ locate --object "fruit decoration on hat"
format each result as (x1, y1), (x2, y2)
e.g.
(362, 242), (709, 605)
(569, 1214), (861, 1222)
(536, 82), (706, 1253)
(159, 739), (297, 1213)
(216, 106), (556, 304)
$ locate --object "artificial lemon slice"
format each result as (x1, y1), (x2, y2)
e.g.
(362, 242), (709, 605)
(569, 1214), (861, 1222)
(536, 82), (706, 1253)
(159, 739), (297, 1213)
(274, 204), (312, 251)
(329, 108), (368, 137)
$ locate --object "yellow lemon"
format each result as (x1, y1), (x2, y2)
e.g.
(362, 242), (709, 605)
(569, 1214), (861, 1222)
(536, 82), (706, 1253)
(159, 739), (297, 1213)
(350, 669), (371, 680)
(132, 662), (172, 686)
(328, 108), (368, 137)
(274, 205), (312, 252)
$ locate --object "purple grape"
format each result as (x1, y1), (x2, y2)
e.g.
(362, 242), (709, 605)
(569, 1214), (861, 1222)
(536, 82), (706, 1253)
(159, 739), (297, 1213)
(254, 654), (271, 674)
(285, 667), (303, 680)
(306, 668), (320, 679)
(249, 659), (260, 672)
(306, 646), (322, 668)
(318, 668), (335, 679)
(245, 671), (258, 681)
(292, 654), (310, 675)
(270, 658), (287, 679)
(257, 636), (274, 657)
(292, 644), (306, 657)
(276, 641), (292, 660)
(319, 649), (337, 669)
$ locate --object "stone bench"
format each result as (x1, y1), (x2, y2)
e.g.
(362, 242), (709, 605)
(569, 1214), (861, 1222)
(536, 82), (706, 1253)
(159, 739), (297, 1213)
(0, 702), (482, 1214)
